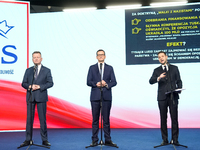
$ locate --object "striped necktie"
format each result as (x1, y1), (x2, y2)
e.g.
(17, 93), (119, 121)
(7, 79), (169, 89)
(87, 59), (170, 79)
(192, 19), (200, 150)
(34, 66), (38, 79)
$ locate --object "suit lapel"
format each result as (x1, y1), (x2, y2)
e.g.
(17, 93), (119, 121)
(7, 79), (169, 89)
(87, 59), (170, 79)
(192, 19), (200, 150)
(31, 66), (35, 75)
(103, 63), (107, 80)
(95, 63), (101, 79)
(168, 63), (171, 71)
(37, 65), (43, 79)
(158, 65), (164, 74)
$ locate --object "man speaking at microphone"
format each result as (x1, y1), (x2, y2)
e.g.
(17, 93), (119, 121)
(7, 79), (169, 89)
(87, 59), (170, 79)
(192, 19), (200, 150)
(149, 51), (182, 146)
(20, 51), (53, 147)
(87, 49), (117, 147)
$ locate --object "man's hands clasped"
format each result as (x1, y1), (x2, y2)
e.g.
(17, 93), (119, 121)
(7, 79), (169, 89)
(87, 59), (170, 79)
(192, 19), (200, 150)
(29, 84), (40, 91)
(96, 80), (108, 88)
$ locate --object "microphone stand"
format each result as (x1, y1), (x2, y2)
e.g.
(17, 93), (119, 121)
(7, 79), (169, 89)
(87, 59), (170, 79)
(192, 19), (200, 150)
(99, 63), (104, 147)
(18, 66), (50, 149)
(154, 63), (187, 149)
(167, 63), (187, 149)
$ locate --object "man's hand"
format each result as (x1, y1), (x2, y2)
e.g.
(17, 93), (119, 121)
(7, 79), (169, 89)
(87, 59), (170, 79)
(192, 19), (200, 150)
(96, 80), (107, 87)
(101, 80), (106, 87)
(96, 82), (101, 88)
(32, 84), (40, 91)
(158, 72), (166, 81)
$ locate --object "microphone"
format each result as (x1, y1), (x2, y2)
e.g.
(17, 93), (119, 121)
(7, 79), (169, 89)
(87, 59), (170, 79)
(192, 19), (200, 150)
(100, 63), (102, 70)
(34, 64), (38, 72)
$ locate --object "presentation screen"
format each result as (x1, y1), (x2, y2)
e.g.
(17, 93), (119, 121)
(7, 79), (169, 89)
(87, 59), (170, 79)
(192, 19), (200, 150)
(1, 2), (200, 131)
(125, 4), (200, 65)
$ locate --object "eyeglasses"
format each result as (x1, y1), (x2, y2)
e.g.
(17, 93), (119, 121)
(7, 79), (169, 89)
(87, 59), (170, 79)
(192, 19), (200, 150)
(97, 54), (105, 56)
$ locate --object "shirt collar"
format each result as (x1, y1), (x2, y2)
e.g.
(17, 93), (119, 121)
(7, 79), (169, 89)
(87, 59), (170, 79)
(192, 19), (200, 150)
(37, 64), (42, 73)
(98, 62), (105, 71)
(162, 64), (168, 71)
(98, 62), (104, 66)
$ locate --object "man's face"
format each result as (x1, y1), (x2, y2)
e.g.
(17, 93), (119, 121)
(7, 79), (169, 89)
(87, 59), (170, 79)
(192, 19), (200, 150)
(96, 51), (106, 63)
(158, 52), (168, 65)
(32, 53), (42, 65)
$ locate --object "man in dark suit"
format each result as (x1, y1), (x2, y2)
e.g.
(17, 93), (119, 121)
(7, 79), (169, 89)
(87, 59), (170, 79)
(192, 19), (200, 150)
(20, 51), (53, 147)
(149, 51), (182, 146)
(87, 49), (117, 147)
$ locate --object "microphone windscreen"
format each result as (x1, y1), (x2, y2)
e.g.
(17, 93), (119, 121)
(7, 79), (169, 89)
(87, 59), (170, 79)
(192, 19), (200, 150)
(34, 64), (38, 70)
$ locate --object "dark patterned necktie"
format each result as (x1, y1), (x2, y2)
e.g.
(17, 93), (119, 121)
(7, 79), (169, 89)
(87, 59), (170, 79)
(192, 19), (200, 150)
(34, 66), (38, 79)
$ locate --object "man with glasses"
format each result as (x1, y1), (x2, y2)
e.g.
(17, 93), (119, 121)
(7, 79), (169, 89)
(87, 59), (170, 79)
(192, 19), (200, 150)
(87, 49), (117, 147)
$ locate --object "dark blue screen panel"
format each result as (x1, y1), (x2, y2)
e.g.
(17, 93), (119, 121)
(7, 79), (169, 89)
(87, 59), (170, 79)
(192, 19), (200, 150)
(125, 3), (200, 65)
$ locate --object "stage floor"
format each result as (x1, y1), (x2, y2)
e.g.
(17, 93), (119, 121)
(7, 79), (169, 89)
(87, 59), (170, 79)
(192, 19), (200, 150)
(0, 128), (199, 150)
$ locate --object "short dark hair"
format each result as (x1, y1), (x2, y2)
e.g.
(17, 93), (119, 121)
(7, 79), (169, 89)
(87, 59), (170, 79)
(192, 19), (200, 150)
(32, 51), (41, 56)
(96, 49), (105, 56)
(157, 51), (166, 56)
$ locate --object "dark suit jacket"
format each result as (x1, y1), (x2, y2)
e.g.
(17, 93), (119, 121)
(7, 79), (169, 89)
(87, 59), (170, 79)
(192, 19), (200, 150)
(87, 63), (117, 101)
(22, 65), (53, 102)
(149, 64), (182, 101)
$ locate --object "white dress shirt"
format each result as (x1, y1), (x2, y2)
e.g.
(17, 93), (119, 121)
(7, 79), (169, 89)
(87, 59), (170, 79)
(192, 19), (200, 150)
(37, 64), (42, 76)
(98, 62), (104, 80)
